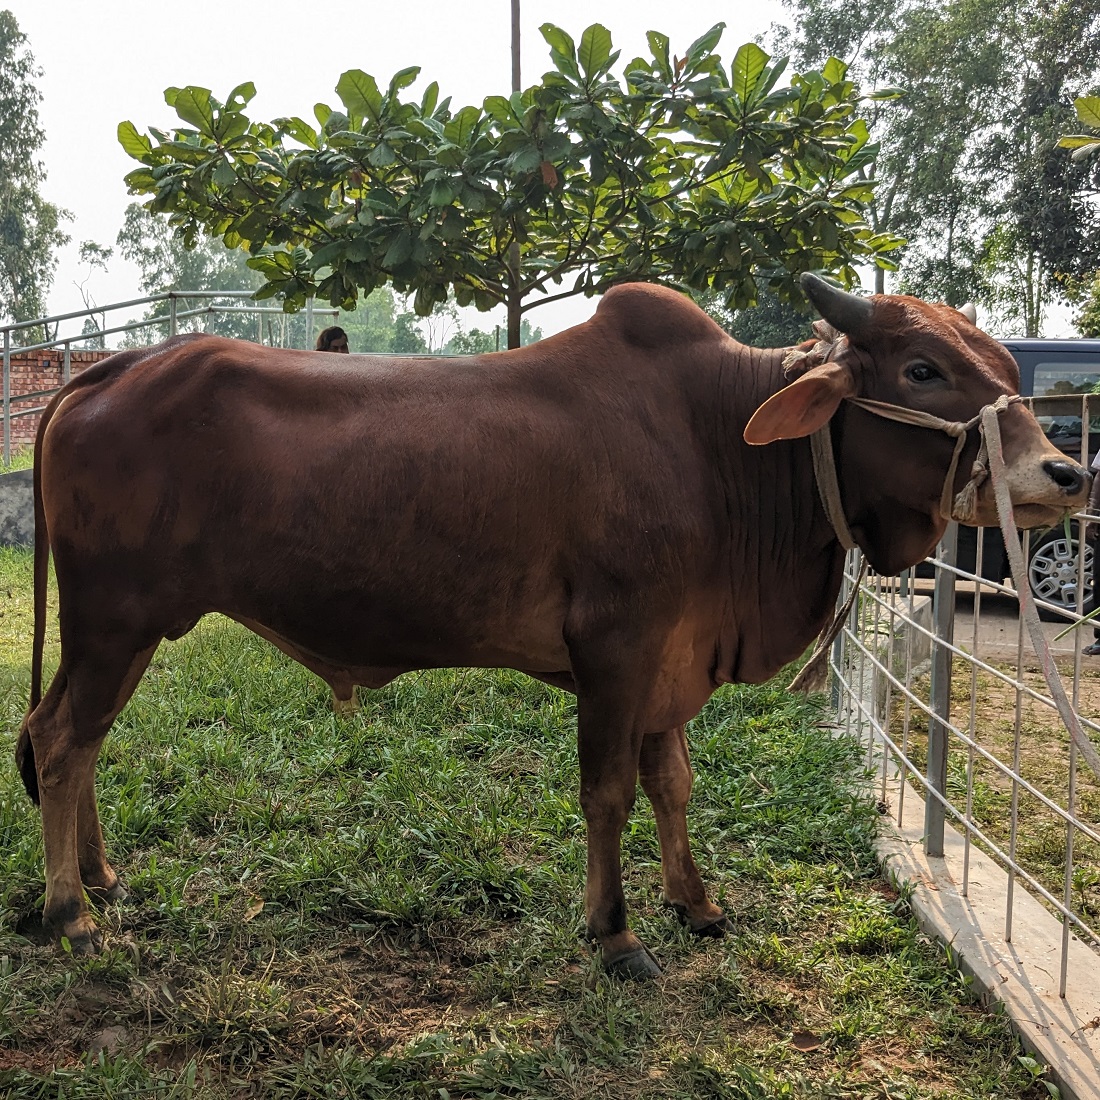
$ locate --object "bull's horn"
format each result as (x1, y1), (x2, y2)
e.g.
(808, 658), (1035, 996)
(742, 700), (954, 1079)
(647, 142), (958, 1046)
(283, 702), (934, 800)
(800, 272), (873, 337)
(958, 302), (977, 324)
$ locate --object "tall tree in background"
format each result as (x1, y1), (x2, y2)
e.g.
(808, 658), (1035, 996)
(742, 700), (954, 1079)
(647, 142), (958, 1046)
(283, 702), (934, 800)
(1059, 96), (1100, 336)
(116, 203), (264, 343)
(698, 288), (811, 348)
(779, 0), (1100, 333)
(0, 10), (69, 340)
(118, 24), (901, 348)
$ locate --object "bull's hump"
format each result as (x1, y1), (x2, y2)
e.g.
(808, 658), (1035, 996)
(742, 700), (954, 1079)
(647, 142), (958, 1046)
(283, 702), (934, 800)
(595, 283), (726, 350)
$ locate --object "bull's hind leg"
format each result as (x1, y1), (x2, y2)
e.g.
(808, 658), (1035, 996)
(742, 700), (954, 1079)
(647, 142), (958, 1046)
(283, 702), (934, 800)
(26, 634), (158, 952)
(638, 726), (729, 936)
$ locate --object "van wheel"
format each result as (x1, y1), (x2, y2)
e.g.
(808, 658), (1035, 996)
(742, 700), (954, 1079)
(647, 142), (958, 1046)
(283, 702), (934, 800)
(1026, 522), (1094, 623)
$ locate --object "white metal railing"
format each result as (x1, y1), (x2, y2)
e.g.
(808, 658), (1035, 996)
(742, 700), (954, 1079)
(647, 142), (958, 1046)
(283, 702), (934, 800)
(832, 508), (1100, 992)
(1, 291), (338, 464)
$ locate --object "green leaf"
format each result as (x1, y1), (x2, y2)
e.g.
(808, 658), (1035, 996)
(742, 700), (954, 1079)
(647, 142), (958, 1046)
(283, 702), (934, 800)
(647, 31), (671, 77)
(1075, 96), (1100, 130)
(444, 105), (481, 146)
(309, 241), (347, 267)
(276, 117), (318, 149)
(212, 160), (236, 188)
(383, 230), (414, 267)
(686, 23), (724, 65)
(367, 141), (396, 167)
(226, 81), (256, 111)
(387, 66), (421, 97)
(540, 24), (577, 65)
(579, 24), (613, 79)
(117, 121), (152, 159)
(429, 179), (458, 207)
(731, 43), (768, 101)
(484, 96), (514, 124)
(336, 70), (383, 124)
(314, 102), (332, 128)
(171, 87), (216, 135)
(421, 80), (440, 116)
(1056, 135), (1097, 150)
(822, 57), (847, 85)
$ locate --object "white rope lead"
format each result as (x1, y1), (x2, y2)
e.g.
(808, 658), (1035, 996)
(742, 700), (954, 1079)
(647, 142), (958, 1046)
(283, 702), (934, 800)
(983, 406), (1100, 780)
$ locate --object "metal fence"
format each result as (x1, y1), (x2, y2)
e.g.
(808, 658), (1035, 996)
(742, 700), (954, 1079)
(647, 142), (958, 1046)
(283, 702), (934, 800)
(831, 497), (1100, 997)
(1, 291), (338, 464)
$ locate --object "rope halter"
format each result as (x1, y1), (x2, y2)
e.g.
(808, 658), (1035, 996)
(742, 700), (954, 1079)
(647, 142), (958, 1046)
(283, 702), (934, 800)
(788, 326), (1023, 551)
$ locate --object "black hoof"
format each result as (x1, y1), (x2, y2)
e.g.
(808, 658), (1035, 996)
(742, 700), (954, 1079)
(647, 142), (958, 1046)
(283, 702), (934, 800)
(65, 929), (103, 956)
(88, 880), (128, 904)
(668, 901), (733, 938)
(690, 914), (733, 938)
(605, 945), (663, 979)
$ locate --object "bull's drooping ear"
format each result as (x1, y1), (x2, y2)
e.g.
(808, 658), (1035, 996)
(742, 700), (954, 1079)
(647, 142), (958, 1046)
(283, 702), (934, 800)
(743, 361), (857, 445)
(957, 302), (978, 324)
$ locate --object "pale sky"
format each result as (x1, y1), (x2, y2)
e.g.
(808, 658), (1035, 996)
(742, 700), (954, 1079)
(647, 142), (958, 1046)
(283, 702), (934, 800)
(6, 0), (791, 340)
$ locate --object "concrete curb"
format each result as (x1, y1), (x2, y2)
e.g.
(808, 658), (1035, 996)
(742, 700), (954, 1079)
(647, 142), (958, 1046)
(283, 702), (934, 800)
(876, 781), (1100, 1100)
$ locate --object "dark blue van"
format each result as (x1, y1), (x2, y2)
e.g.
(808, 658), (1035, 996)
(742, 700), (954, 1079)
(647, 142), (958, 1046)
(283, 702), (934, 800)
(954, 339), (1100, 618)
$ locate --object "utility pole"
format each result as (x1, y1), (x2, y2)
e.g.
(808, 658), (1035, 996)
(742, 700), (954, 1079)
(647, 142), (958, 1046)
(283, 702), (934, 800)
(507, 0), (522, 348)
(511, 0), (521, 93)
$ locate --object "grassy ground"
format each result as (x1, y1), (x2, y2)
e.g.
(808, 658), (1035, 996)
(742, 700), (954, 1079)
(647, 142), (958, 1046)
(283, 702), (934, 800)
(0, 548), (1054, 1098)
(1, 447), (34, 472)
(890, 660), (1100, 928)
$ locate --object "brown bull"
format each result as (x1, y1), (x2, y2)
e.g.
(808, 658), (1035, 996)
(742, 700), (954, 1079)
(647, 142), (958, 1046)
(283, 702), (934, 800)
(16, 275), (1088, 977)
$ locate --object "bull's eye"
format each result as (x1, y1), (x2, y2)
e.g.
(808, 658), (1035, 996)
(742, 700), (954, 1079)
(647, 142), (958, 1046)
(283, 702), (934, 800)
(907, 362), (942, 383)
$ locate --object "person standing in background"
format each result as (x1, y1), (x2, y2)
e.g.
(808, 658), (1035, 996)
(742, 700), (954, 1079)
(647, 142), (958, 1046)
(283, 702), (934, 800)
(315, 326), (349, 353)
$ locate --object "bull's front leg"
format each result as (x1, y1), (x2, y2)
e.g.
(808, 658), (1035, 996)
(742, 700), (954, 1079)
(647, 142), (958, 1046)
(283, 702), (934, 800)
(638, 725), (729, 935)
(575, 695), (663, 978)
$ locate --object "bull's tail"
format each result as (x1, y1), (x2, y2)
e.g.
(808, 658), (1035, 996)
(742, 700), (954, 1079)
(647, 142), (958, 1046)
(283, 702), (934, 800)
(16, 726), (39, 805)
(17, 385), (62, 806)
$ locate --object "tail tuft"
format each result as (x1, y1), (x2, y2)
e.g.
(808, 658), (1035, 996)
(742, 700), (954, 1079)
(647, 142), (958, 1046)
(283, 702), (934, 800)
(16, 724), (40, 805)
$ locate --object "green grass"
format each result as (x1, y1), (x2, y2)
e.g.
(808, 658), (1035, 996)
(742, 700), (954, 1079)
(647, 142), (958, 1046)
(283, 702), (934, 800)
(0, 447), (34, 472)
(0, 549), (1053, 1098)
(891, 661), (1100, 925)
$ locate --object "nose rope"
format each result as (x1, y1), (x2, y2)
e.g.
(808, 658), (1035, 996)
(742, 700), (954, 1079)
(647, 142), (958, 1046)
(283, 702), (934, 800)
(810, 392), (1022, 551)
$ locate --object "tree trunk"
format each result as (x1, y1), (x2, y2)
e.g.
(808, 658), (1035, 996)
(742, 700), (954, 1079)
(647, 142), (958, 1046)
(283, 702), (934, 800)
(507, 237), (522, 348)
(1025, 251), (1040, 338)
(507, 293), (522, 349)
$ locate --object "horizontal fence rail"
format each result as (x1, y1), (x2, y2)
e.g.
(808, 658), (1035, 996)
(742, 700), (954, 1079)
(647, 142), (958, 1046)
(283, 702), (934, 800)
(831, 507), (1100, 997)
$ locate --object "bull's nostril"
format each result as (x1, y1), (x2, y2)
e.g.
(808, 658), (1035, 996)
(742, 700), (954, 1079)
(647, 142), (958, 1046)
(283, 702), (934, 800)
(1043, 459), (1086, 495)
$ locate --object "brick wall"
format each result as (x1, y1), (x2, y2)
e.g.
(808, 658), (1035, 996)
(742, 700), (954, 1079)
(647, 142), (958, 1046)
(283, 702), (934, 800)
(4, 349), (116, 449)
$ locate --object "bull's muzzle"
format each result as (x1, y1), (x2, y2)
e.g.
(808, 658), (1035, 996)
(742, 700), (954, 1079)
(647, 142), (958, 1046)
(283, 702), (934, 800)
(1043, 459), (1088, 498)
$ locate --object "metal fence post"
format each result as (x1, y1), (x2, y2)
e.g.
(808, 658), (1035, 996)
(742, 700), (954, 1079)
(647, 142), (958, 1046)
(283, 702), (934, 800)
(2, 327), (10, 466)
(925, 520), (958, 856)
(62, 340), (72, 385)
(305, 298), (315, 350)
(169, 295), (178, 337)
